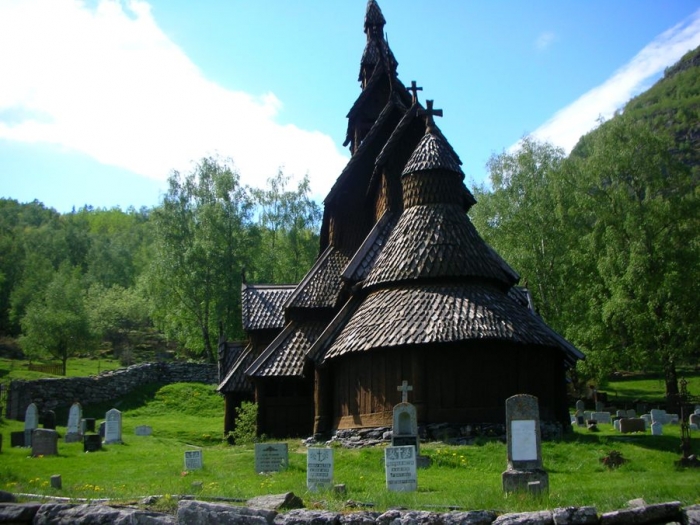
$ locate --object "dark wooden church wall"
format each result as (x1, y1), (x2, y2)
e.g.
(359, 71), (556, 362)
(330, 342), (570, 429)
(255, 376), (314, 438)
(224, 391), (254, 435)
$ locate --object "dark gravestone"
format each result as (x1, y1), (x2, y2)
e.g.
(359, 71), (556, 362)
(619, 418), (646, 434)
(84, 418), (96, 433)
(98, 421), (106, 438)
(11, 431), (25, 448)
(43, 410), (56, 430)
(31, 429), (58, 457)
(84, 434), (102, 452)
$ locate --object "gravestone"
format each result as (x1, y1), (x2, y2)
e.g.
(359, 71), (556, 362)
(24, 403), (39, 447)
(595, 401), (605, 412)
(384, 445), (417, 492)
(184, 448), (203, 471)
(135, 425), (153, 436)
(98, 421), (106, 438)
(575, 399), (585, 412)
(254, 443), (288, 473)
(43, 410), (56, 430)
(619, 418), (646, 434)
(614, 419), (621, 432)
(502, 394), (548, 494)
(616, 410), (626, 418)
(650, 409), (666, 424)
(626, 409), (636, 418)
(689, 413), (700, 430)
(392, 381), (419, 454)
(84, 418), (96, 433)
(104, 408), (122, 444)
(83, 434), (102, 453)
(641, 414), (652, 429)
(11, 431), (25, 447)
(651, 421), (663, 436)
(591, 412), (611, 424)
(307, 448), (334, 491)
(31, 429), (58, 457)
(575, 410), (585, 427)
(65, 403), (83, 443)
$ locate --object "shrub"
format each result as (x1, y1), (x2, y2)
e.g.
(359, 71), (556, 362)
(230, 401), (259, 445)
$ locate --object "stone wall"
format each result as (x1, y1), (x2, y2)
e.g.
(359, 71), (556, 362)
(0, 499), (697, 525)
(4, 362), (218, 420)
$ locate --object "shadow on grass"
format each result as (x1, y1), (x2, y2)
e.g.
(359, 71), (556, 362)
(564, 429), (687, 454)
(51, 382), (166, 421)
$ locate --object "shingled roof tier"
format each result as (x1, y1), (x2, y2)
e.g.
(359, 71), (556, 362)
(241, 285), (297, 332)
(401, 130), (464, 178)
(285, 246), (350, 310)
(363, 202), (519, 289)
(217, 345), (255, 394)
(341, 211), (398, 283)
(321, 283), (583, 364)
(364, 0), (386, 30)
(246, 320), (328, 378)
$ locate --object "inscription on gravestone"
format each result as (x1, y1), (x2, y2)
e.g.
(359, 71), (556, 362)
(184, 449), (203, 470)
(384, 445), (417, 492)
(31, 429), (58, 457)
(65, 403), (83, 443)
(254, 443), (288, 473)
(104, 408), (122, 444)
(307, 448), (334, 490)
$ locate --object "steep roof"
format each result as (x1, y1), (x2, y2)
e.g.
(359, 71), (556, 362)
(241, 284), (296, 331)
(246, 320), (327, 378)
(217, 345), (255, 394)
(319, 283), (584, 365)
(285, 246), (350, 310)
(341, 211), (398, 283)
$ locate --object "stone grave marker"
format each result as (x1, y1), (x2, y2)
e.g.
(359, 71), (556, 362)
(595, 401), (605, 412)
(135, 425), (153, 436)
(31, 429), (58, 457)
(10, 431), (25, 447)
(392, 381), (420, 454)
(307, 448), (334, 491)
(575, 399), (585, 412)
(98, 421), (106, 438)
(384, 445), (417, 492)
(104, 408), (122, 444)
(254, 443), (288, 473)
(689, 413), (700, 431)
(24, 403), (39, 447)
(616, 410), (626, 418)
(591, 412), (611, 424)
(614, 419), (621, 432)
(651, 421), (663, 436)
(641, 414), (651, 429)
(65, 403), (83, 443)
(583, 411), (592, 421)
(84, 434), (102, 453)
(184, 448), (203, 471)
(43, 410), (56, 430)
(502, 394), (548, 494)
(619, 418), (646, 434)
(650, 409), (666, 424)
(626, 409), (636, 418)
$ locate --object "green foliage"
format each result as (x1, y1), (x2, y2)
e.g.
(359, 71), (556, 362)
(230, 401), (259, 445)
(19, 263), (98, 374)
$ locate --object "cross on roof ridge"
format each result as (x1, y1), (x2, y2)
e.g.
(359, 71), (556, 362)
(418, 100), (443, 133)
(407, 81), (423, 104)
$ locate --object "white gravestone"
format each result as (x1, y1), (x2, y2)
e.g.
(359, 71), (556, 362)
(511, 420), (537, 461)
(65, 402), (83, 443)
(591, 412), (611, 424)
(385, 445), (417, 492)
(307, 448), (334, 490)
(651, 421), (663, 436)
(135, 425), (153, 436)
(24, 403), (39, 447)
(104, 408), (122, 444)
(641, 414), (651, 429)
(650, 409), (666, 424)
(255, 443), (288, 473)
(184, 448), (203, 470)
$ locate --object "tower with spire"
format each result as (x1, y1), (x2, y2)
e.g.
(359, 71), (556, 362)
(218, 0), (583, 439)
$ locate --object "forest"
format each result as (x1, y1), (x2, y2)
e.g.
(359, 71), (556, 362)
(1, 47), (698, 403)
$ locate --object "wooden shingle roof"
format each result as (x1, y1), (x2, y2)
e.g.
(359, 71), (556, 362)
(341, 211), (398, 283)
(364, 203), (519, 289)
(402, 130), (464, 178)
(246, 321), (327, 378)
(217, 345), (255, 394)
(285, 246), (350, 310)
(320, 283), (584, 364)
(241, 284), (296, 332)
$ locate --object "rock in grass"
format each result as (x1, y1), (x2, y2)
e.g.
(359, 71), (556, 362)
(493, 510), (553, 525)
(34, 503), (175, 524)
(552, 507), (598, 525)
(442, 510), (499, 525)
(338, 511), (381, 525)
(0, 503), (41, 522)
(600, 501), (682, 525)
(247, 493), (304, 511)
(274, 509), (341, 525)
(682, 504), (700, 525)
(178, 500), (276, 525)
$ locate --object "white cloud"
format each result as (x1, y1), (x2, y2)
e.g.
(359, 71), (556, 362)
(535, 31), (556, 51)
(0, 0), (349, 199)
(530, 8), (700, 152)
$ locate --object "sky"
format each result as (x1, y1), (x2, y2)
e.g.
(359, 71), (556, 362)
(1, 1), (700, 213)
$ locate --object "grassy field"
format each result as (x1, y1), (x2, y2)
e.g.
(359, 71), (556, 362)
(0, 357), (122, 384)
(1, 380), (699, 514)
(603, 373), (700, 406)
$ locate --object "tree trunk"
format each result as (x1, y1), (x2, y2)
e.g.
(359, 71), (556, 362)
(664, 360), (679, 413)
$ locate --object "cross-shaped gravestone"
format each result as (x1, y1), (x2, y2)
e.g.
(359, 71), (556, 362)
(397, 380), (413, 404)
(418, 100), (443, 132)
(406, 81), (422, 104)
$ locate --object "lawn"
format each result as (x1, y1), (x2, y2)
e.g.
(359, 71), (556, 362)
(1, 382), (699, 514)
(0, 357), (121, 384)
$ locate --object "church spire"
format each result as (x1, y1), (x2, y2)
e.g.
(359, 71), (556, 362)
(359, 0), (396, 88)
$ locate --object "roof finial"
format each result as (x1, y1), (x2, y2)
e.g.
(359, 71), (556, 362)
(407, 81), (423, 105)
(418, 100), (443, 133)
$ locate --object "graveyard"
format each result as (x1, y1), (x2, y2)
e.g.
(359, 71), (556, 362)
(1, 375), (699, 515)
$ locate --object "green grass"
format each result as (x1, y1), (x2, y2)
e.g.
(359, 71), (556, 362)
(0, 357), (122, 384)
(1, 382), (700, 514)
(604, 373), (700, 405)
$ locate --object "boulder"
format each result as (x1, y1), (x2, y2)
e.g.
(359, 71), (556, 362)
(274, 509), (341, 525)
(247, 493), (304, 512)
(442, 510), (498, 525)
(0, 503), (41, 522)
(493, 510), (553, 525)
(177, 500), (276, 525)
(552, 507), (598, 525)
(33, 503), (175, 524)
(600, 501), (682, 525)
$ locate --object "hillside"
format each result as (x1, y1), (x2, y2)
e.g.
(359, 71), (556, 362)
(572, 44), (700, 172)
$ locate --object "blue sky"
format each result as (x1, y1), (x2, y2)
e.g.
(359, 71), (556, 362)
(1, 0), (700, 213)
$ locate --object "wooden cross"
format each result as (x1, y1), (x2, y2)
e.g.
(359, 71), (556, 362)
(406, 81), (422, 104)
(418, 100), (443, 132)
(397, 380), (413, 403)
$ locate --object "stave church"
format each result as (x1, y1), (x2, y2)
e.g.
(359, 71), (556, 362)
(218, 0), (584, 439)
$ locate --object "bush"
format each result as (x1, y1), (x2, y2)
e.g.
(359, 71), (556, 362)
(230, 401), (259, 445)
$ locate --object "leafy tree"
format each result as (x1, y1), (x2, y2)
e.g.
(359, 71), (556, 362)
(147, 157), (253, 362)
(19, 263), (98, 374)
(569, 117), (700, 407)
(249, 171), (321, 283)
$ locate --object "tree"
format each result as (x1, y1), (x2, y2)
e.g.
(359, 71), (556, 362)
(569, 117), (700, 408)
(249, 171), (321, 283)
(19, 263), (97, 375)
(147, 157), (253, 362)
